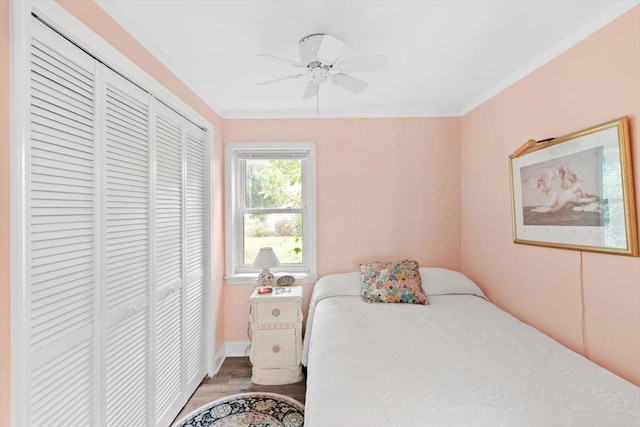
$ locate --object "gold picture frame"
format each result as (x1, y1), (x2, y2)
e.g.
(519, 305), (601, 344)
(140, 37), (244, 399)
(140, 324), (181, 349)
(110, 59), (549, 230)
(509, 117), (638, 256)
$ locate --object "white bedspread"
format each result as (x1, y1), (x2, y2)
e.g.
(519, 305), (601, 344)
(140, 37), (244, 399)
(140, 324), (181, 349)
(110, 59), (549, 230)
(303, 270), (640, 427)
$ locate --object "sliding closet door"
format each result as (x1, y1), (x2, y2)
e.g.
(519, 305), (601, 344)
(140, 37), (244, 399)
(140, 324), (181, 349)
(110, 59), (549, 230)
(28, 17), (97, 426)
(21, 14), (209, 427)
(154, 106), (208, 426)
(154, 102), (184, 426)
(185, 122), (207, 389)
(101, 67), (151, 426)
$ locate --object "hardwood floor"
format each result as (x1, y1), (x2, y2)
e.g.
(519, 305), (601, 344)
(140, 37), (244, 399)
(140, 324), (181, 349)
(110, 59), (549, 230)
(172, 357), (307, 423)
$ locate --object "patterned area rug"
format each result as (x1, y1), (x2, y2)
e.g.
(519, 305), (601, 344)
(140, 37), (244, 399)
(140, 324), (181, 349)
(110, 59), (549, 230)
(173, 392), (305, 427)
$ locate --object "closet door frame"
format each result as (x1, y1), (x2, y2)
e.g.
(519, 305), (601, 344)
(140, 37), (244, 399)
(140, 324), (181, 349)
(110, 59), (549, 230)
(9, 2), (217, 425)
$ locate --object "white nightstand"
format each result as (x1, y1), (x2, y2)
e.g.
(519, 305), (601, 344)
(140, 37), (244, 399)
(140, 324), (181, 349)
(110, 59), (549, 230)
(249, 286), (304, 385)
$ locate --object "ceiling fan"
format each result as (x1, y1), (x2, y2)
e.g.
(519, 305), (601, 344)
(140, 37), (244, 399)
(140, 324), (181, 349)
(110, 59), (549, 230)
(258, 34), (388, 109)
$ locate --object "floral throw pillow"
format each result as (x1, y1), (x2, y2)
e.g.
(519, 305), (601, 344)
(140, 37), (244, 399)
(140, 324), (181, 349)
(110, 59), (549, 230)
(358, 259), (429, 305)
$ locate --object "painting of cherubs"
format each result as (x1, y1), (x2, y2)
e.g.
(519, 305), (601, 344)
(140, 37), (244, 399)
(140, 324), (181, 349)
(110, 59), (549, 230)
(520, 147), (604, 226)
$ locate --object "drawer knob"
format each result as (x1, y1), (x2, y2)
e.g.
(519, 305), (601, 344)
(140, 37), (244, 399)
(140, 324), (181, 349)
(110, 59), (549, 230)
(272, 344), (281, 353)
(271, 308), (281, 317)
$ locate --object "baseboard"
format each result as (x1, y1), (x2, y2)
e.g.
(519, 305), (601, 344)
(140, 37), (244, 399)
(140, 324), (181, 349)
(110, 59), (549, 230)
(208, 341), (252, 378)
(211, 345), (226, 377)
(225, 340), (251, 357)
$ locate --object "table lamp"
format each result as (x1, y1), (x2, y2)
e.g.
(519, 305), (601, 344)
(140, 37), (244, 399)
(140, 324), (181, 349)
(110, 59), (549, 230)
(252, 247), (281, 286)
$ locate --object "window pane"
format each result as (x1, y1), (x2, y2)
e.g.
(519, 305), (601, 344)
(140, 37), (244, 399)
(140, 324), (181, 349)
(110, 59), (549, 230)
(245, 159), (302, 209)
(244, 213), (303, 264)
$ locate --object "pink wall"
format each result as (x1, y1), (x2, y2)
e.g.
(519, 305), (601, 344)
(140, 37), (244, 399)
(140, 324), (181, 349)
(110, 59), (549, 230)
(0, 2), (226, 424)
(461, 6), (640, 386)
(223, 117), (462, 341)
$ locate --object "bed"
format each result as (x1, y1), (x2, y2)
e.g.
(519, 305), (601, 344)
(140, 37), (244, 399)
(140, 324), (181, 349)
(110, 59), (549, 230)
(302, 268), (640, 427)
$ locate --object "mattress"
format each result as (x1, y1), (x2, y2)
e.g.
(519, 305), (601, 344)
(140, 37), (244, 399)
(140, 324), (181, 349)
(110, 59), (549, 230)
(302, 269), (640, 427)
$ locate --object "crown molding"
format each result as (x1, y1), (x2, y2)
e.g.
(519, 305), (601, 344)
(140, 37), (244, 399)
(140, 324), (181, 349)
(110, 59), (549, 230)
(95, 0), (227, 118)
(460, 0), (640, 116)
(222, 108), (461, 119)
(97, 0), (639, 120)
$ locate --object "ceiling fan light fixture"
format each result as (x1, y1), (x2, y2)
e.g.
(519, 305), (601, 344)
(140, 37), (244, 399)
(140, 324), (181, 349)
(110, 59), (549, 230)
(311, 66), (329, 84)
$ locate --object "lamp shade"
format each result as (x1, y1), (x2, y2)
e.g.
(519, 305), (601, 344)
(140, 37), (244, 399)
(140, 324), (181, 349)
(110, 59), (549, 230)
(252, 247), (281, 269)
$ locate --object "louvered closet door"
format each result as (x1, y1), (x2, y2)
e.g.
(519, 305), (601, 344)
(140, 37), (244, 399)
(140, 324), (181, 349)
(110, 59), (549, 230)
(102, 67), (151, 426)
(185, 122), (207, 389)
(23, 15), (210, 427)
(154, 102), (184, 425)
(28, 18), (97, 426)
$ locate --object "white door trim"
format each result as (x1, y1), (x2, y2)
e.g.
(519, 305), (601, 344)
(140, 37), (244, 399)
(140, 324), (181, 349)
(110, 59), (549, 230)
(9, 1), (30, 425)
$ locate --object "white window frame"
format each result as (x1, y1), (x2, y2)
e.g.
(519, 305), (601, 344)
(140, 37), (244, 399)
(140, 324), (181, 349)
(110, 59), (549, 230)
(225, 142), (317, 284)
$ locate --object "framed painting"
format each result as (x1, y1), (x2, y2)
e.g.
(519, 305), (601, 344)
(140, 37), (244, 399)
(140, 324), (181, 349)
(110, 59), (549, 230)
(509, 117), (638, 256)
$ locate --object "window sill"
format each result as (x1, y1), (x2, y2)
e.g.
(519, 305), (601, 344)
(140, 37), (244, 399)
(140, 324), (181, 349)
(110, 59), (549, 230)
(224, 273), (318, 285)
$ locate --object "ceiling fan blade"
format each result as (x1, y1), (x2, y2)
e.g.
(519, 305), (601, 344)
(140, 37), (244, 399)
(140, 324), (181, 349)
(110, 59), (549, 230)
(303, 82), (318, 99)
(331, 73), (368, 93)
(336, 55), (389, 73)
(258, 73), (306, 86)
(317, 35), (345, 65)
(257, 54), (306, 68)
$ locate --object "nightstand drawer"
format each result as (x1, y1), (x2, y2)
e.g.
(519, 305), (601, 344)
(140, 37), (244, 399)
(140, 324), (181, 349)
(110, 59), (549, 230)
(252, 329), (297, 368)
(256, 301), (298, 324)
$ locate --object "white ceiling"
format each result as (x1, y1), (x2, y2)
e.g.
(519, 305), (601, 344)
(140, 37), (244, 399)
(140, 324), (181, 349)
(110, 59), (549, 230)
(96, 0), (637, 118)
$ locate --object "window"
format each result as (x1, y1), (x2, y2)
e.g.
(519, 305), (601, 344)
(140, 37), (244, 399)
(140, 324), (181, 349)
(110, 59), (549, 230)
(225, 142), (317, 283)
